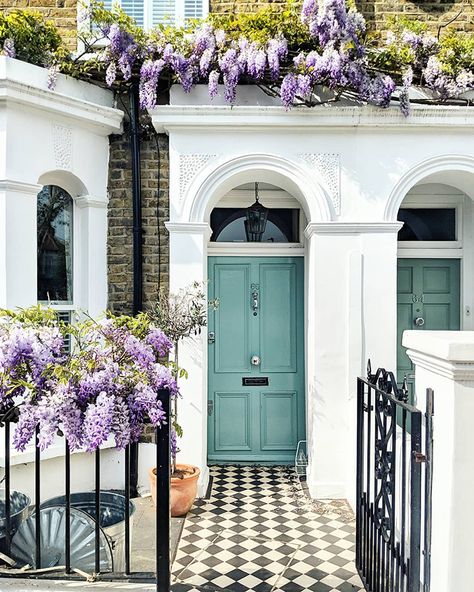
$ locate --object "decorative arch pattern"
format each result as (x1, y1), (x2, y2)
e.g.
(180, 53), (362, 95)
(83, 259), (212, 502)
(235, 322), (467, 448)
(385, 155), (474, 221)
(184, 153), (335, 224)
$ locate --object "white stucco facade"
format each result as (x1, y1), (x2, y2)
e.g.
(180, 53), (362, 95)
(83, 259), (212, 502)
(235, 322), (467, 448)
(151, 87), (474, 501)
(0, 56), (123, 316)
(0, 57), (124, 487)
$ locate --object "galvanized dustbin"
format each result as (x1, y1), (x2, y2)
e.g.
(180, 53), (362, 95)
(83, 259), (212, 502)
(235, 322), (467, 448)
(0, 490), (30, 551)
(41, 491), (135, 572)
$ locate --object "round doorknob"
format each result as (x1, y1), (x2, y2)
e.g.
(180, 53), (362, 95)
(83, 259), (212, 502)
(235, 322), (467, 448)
(414, 317), (425, 327)
(251, 355), (261, 366)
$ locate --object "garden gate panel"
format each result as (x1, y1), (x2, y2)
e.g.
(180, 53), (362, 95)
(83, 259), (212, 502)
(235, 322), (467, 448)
(356, 363), (433, 592)
(0, 389), (171, 591)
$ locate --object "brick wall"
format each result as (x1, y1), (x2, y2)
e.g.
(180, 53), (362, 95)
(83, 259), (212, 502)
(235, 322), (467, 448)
(0, 0), (78, 50)
(209, 0), (474, 32)
(107, 110), (169, 316)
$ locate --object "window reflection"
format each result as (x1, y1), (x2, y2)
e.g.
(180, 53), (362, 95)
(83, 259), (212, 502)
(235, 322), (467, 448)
(37, 185), (73, 303)
(398, 208), (456, 241)
(211, 208), (299, 243)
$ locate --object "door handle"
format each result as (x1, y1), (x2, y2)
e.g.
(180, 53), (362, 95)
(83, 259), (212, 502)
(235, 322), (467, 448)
(208, 331), (215, 344)
(251, 355), (261, 366)
(414, 317), (425, 327)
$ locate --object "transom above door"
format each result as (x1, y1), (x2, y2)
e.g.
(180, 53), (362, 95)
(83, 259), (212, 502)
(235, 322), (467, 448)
(207, 257), (305, 464)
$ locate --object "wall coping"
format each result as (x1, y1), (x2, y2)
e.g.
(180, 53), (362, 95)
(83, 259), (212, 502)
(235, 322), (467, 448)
(403, 331), (474, 362)
(0, 56), (123, 134)
(150, 103), (474, 133)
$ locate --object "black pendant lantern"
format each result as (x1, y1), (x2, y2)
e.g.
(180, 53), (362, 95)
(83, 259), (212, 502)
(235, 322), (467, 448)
(245, 182), (268, 242)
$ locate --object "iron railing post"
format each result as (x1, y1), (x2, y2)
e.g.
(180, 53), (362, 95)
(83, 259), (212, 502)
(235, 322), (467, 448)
(156, 389), (170, 592)
(423, 389), (434, 592)
(409, 411), (422, 592)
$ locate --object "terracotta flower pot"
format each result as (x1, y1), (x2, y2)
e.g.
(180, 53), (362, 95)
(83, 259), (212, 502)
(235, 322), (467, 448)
(149, 463), (200, 517)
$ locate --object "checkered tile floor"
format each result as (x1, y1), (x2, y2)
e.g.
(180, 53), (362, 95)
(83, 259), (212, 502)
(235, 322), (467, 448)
(171, 466), (364, 592)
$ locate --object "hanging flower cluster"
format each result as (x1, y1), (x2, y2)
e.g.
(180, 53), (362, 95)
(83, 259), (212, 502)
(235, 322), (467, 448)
(376, 23), (474, 112)
(84, 0), (473, 114)
(0, 309), (176, 453)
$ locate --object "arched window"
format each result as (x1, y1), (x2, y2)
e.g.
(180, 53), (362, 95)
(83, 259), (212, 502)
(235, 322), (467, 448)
(37, 185), (73, 303)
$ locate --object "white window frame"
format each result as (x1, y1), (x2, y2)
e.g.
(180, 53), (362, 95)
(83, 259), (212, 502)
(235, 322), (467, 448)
(77, 0), (209, 38)
(397, 193), (463, 254)
(37, 186), (78, 354)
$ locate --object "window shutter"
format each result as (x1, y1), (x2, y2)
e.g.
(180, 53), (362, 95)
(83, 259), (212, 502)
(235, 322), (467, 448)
(184, 0), (203, 20)
(121, 0), (146, 27)
(152, 0), (176, 25)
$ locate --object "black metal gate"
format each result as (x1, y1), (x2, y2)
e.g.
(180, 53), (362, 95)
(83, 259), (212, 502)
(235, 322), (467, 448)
(356, 362), (433, 592)
(0, 389), (171, 591)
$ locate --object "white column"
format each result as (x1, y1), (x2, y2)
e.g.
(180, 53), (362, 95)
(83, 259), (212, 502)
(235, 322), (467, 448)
(404, 330), (474, 592)
(305, 225), (360, 499)
(305, 223), (400, 502)
(76, 196), (108, 317)
(0, 181), (40, 308)
(165, 222), (211, 497)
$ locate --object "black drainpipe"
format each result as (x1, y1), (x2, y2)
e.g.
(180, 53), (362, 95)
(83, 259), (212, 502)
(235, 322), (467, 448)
(130, 81), (142, 497)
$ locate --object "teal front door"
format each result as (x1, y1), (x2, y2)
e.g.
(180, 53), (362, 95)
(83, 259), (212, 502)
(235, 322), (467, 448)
(208, 257), (305, 464)
(397, 258), (460, 397)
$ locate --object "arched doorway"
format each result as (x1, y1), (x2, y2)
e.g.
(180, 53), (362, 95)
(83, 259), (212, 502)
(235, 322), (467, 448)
(206, 182), (306, 464)
(396, 181), (470, 398)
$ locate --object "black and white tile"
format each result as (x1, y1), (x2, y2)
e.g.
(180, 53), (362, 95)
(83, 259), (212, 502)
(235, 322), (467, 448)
(172, 466), (364, 592)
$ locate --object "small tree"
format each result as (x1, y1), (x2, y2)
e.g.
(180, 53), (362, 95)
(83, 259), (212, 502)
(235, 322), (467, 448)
(153, 282), (218, 475)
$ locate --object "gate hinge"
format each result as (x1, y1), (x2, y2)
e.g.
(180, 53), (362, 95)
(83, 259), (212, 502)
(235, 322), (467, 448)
(208, 400), (214, 416)
(414, 452), (427, 463)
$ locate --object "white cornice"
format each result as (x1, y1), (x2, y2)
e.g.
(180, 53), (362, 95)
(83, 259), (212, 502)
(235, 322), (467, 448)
(406, 350), (474, 382)
(150, 104), (474, 133)
(0, 179), (42, 194)
(304, 222), (403, 238)
(165, 222), (211, 235)
(0, 60), (123, 134)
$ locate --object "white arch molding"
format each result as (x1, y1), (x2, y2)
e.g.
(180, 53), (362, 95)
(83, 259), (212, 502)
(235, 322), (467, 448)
(182, 153), (335, 224)
(385, 154), (474, 221)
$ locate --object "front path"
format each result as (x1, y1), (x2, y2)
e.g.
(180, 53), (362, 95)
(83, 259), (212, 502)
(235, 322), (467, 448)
(172, 466), (364, 592)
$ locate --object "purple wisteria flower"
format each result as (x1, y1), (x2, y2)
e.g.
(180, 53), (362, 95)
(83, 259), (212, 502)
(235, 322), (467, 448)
(47, 64), (59, 90)
(399, 67), (413, 117)
(281, 72), (298, 109)
(83, 391), (115, 452)
(2, 309), (173, 454)
(146, 328), (173, 357)
(3, 38), (15, 59)
(208, 70), (220, 98)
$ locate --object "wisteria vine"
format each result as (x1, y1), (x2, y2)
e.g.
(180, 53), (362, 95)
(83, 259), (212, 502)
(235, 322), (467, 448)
(1, 1), (473, 113)
(84, 0), (473, 114)
(0, 309), (177, 454)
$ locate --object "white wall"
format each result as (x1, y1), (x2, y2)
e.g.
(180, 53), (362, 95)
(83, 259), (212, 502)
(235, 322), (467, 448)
(0, 56), (122, 316)
(0, 57), (123, 488)
(151, 89), (474, 502)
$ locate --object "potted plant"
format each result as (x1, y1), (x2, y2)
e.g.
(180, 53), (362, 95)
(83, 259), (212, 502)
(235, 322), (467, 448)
(148, 281), (217, 516)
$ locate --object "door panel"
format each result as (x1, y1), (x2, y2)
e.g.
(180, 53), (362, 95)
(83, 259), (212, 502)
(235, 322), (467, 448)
(422, 266), (451, 294)
(260, 391), (298, 450)
(214, 264), (251, 373)
(397, 258), (460, 400)
(423, 303), (451, 329)
(260, 264), (297, 373)
(208, 257), (305, 463)
(214, 392), (251, 451)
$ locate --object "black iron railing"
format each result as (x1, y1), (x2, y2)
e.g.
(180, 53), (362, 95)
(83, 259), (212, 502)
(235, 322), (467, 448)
(356, 363), (433, 592)
(0, 389), (170, 591)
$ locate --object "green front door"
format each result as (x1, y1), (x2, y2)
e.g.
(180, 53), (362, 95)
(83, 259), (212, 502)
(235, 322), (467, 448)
(397, 258), (460, 397)
(208, 257), (305, 464)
